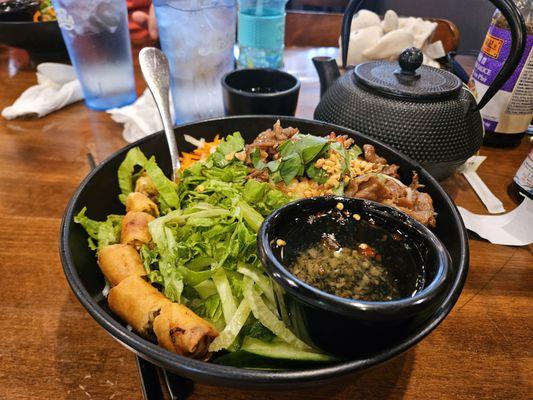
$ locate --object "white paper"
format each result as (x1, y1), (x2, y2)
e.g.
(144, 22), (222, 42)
(458, 197), (533, 246)
(107, 88), (174, 143)
(460, 156), (505, 214)
(1, 63), (83, 120)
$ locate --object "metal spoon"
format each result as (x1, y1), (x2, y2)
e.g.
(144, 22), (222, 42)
(139, 47), (180, 181)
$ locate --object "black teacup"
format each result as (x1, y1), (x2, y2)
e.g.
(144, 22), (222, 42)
(221, 68), (300, 116)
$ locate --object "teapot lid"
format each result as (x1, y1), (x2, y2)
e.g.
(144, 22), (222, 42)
(353, 48), (462, 100)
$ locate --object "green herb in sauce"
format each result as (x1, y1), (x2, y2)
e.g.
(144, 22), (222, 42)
(290, 239), (400, 301)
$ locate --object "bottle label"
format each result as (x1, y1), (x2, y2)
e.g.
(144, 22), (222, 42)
(514, 148), (533, 197)
(470, 24), (533, 134)
(238, 11), (285, 50)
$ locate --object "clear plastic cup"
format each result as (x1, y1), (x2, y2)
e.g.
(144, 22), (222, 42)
(52, 0), (136, 110)
(153, 0), (237, 123)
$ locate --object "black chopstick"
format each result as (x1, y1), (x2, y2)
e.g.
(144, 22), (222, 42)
(135, 356), (165, 400)
(162, 370), (195, 400)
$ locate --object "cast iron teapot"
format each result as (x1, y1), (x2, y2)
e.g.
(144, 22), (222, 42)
(313, 0), (527, 180)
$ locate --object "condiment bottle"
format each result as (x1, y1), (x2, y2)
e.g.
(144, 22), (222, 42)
(237, 0), (288, 69)
(510, 137), (533, 200)
(469, 0), (533, 147)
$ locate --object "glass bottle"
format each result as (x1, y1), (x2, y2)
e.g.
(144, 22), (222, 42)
(237, 0), (288, 69)
(469, 0), (533, 147)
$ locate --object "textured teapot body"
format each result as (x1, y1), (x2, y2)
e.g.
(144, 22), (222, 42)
(314, 72), (484, 180)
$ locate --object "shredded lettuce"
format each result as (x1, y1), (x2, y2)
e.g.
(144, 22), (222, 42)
(212, 269), (238, 324)
(74, 207), (123, 250)
(243, 277), (310, 350)
(209, 298), (252, 352)
(144, 156), (180, 209)
(194, 280), (218, 299)
(76, 136), (334, 361)
(237, 263), (275, 305)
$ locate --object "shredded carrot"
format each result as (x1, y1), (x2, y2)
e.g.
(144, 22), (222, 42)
(179, 135), (221, 170)
(33, 11), (41, 22)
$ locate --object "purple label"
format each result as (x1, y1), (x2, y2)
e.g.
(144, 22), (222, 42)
(472, 24), (533, 92)
(483, 119), (498, 131)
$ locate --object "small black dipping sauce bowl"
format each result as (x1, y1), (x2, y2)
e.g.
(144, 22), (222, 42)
(258, 196), (451, 357)
(222, 68), (300, 116)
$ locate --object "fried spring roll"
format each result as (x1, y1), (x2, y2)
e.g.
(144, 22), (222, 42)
(153, 302), (219, 360)
(126, 192), (159, 217)
(135, 174), (158, 198)
(120, 211), (155, 249)
(97, 244), (146, 286)
(108, 276), (171, 339)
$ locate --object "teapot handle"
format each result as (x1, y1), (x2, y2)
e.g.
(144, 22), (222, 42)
(474, 0), (527, 111)
(341, 0), (527, 111)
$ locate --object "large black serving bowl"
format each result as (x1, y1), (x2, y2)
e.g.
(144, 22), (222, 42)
(60, 116), (469, 389)
(0, 21), (69, 63)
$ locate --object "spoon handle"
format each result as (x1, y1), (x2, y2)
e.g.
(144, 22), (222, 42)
(139, 47), (180, 180)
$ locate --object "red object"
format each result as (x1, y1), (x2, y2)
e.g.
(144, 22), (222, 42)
(127, 0), (151, 40)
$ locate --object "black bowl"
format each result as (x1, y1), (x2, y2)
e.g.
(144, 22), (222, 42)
(258, 196), (451, 357)
(60, 116), (468, 389)
(222, 69), (300, 116)
(0, 20), (69, 63)
(0, 0), (39, 21)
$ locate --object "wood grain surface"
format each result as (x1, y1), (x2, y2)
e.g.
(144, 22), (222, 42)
(0, 43), (531, 400)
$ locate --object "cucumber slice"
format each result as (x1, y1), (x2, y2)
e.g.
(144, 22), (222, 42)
(240, 337), (335, 362)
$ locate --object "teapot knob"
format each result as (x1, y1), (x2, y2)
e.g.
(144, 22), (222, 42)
(395, 47), (423, 79)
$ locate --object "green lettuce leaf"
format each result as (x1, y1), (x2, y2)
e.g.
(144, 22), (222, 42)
(209, 132), (245, 167)
(118, 147), (148, 204)
(209, 298), (252, 352)
(144, 156), (180, 210)
(74, 207), (123, 251)
(243, 277), (310, 350)
(212, 269), (238, 324)
(194, 279), (218, 299)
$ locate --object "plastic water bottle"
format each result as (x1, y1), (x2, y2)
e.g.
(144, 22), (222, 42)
(237, 0), (288, 69)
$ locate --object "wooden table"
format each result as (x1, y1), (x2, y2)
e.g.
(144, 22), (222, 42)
(0, 45), (531, 400)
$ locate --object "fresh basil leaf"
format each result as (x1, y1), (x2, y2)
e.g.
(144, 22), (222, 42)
(250, 148), (266, 170)
(279, 153), (302, 185)
(306, 164), (328, 184)
(266, 159), (281, 173)
(279, 134), (329, 164)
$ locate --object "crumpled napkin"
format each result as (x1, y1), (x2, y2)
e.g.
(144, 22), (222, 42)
(458, 197), (533, 246)
(1, 63), (83, 120)
(107, 88), (173, 143)
(339, 9), (446, 67)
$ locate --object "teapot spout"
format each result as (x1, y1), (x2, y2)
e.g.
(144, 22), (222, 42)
(312, 56), (340, 98)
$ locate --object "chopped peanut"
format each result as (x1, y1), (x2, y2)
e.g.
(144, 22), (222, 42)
(234, 151), (246, 161)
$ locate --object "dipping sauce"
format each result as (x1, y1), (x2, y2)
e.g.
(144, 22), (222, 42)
(289, 236), (400, 301)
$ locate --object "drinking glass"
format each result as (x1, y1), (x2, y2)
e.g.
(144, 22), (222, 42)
(153, 0), (237, 123)
(52, 0), (137, 110)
